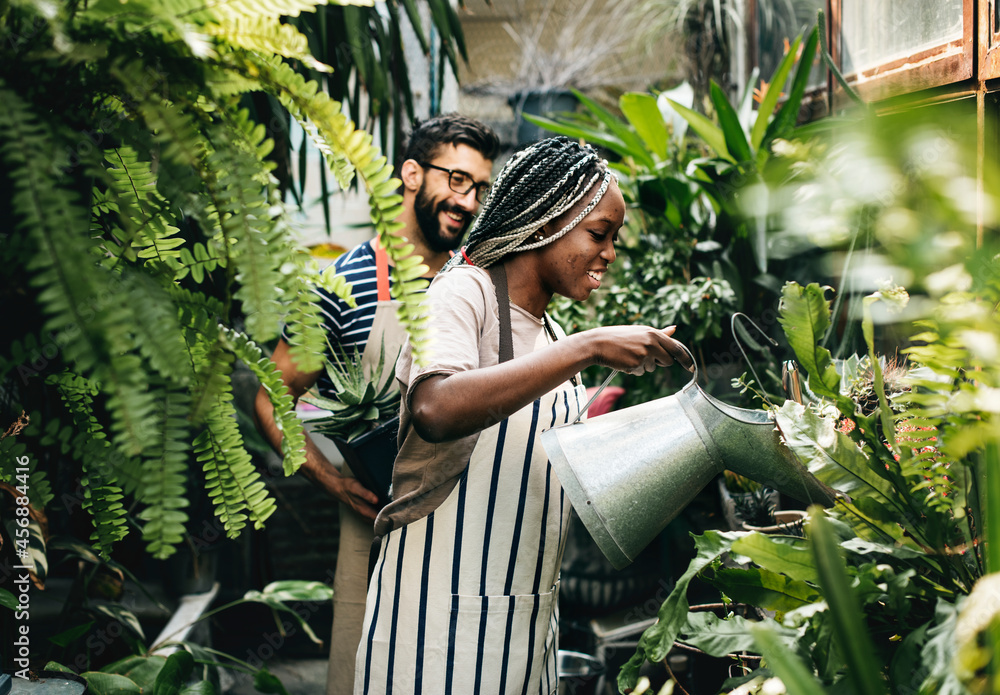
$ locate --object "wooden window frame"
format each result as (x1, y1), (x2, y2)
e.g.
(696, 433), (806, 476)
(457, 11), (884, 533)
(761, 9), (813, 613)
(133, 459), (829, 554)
(829, 0), (974, 103)
(981, 0), (1000, 79)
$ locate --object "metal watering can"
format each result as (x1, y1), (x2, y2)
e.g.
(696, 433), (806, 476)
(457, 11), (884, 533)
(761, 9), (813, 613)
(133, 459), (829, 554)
(540, 345), (836, 569)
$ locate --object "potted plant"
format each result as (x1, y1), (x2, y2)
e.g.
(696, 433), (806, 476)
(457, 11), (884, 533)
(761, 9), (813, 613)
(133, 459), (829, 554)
(717, 472), (781, 532)
(301, 342), (400, 506)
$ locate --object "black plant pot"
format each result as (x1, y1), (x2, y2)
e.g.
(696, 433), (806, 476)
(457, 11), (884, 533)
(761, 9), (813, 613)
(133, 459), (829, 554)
(333, 417), (399, 506)
(508, 88), (577, 145)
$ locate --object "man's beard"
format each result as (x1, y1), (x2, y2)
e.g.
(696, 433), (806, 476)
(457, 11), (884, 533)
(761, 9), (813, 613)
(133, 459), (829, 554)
(414, 184), (470, 253)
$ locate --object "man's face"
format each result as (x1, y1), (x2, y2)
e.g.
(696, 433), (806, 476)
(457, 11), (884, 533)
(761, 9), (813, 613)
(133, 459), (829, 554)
(412, 144), (493, 253)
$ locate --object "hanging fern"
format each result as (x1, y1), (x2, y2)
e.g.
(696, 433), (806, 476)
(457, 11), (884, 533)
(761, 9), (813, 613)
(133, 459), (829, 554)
(193, 349), (277, 537)
(243, 53), (434, 364)
(1, 0), (422, 560)
(221, 327), (307, 475)
(49, 373), (129, 558)
(134, 380), (192, 559)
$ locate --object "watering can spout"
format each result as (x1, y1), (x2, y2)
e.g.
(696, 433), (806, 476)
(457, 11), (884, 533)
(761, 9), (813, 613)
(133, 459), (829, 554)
(541, 351), (835, 569)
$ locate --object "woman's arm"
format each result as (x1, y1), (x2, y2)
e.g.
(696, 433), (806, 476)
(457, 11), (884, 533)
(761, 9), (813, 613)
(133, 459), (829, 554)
(410, 325), (691, 443)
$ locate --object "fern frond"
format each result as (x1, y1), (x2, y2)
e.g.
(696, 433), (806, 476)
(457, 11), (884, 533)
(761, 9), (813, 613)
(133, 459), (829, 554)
(103, 146), (186, 270)
(204, 17), (330, 71)
(119, 272), (193, 383)
(209, 0), (356, 22)
(50, 373), (129, 558)
(283, 286), (329, 374)
(192, 349), (276, 537)
(135, 382), (192, 559)
(203, 117), (285, 341)
(242, 54), (432, 364)
(0, 85), (106, 376)
(221, 327), (306, 475)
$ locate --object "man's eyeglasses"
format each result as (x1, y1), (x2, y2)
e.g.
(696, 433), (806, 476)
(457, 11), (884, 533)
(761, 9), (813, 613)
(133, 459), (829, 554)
(418, 162), (491, 204)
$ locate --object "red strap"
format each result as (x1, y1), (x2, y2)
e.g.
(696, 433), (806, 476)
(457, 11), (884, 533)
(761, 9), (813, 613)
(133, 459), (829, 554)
(460, 246), (475, 266)
(374, 240), (455, 301)
(374, 237), (390, 302)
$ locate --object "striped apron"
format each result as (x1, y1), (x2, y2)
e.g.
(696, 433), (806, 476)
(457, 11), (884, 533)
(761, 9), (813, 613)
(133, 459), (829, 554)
(355, 375), (586, 694)
(328, 238), (405, 695)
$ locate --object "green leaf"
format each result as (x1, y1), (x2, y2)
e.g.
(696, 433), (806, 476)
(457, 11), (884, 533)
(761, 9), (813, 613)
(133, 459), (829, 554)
(666, 98), (732, 163)
(751, 34), (803, 151)
(0, 587), (17, 610)
(102, 655), (168, 690)
(764, 28), (819, 151)
(620, 92), (668, 161)
(253, 667), (292, 695)
(774, 401), (895, 504)
(680, 611), (795, 657)
(707, 567), (817, 612)
(778, 282), (842, 401)
(709, 80), (752, 163)
(153, 650), (195, 695)
(570, 88), (654, 168)
(750, 623), (828, 695)
(49, 621), (96, 647)
(45, 661), (75, 673)
(82, 672), (143, 695)
(520, 113), (630, 159)
(808, 508), (889, 695)
(732, 534), (819, 584)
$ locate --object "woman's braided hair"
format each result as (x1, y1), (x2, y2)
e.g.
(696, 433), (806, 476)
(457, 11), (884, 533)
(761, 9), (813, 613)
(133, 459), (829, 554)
(447, 136), (613, 269)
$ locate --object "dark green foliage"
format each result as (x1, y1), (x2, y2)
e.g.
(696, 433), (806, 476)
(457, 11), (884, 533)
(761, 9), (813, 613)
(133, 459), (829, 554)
(0, 0), (423, 559)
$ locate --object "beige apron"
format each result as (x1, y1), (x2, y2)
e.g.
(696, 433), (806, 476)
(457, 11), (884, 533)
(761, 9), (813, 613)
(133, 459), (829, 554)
(327, 238), (406, 695)
(355, 314), (587, 694)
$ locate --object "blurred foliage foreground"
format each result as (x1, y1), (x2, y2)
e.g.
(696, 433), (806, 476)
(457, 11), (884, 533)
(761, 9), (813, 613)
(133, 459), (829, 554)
(617, 99), (1000, 695)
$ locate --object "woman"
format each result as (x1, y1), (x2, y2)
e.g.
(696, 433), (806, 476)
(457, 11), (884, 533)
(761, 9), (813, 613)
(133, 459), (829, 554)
(355, 137), (690, 694)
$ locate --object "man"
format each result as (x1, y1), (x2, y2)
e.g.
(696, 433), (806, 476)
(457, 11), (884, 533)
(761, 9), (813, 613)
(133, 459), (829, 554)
(254, 113), (499, 695)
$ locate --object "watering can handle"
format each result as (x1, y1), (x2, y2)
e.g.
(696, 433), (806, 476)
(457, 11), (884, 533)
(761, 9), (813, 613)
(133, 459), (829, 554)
(570, 341), (698, 425)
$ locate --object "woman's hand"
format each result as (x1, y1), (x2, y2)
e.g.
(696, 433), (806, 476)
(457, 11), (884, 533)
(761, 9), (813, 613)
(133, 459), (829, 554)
(578, 325), (694, 375)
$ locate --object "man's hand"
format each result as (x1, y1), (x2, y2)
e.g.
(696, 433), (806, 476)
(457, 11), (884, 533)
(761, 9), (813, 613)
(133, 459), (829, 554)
(307, 458), (381, 521)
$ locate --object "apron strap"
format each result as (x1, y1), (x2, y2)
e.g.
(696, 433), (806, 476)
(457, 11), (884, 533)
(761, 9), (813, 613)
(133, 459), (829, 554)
(373, 238), (391, 302)
(488, 264), (515, 364)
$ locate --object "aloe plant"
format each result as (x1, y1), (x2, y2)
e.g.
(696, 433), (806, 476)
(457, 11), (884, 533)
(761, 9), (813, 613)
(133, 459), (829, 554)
(302, 341), (400, 442)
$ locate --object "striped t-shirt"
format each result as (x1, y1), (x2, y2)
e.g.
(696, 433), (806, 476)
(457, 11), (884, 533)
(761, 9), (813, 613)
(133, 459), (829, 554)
(313, 241), (386, 398)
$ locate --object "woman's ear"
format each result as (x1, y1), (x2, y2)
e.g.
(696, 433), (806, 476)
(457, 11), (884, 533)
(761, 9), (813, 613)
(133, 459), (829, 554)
(400, 159), (423, 192)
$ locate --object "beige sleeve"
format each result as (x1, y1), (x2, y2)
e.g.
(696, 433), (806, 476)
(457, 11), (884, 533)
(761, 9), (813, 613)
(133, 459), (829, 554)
(396, 266), (497, 409)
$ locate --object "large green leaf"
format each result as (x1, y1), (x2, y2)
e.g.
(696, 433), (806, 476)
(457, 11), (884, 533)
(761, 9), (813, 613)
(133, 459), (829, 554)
(707, 566), (818, 612)
(732, 533), (819, 584)
(808, 508), (889, 695)
(520, 113), (630, 159)
(103, 655), (168, 691)
(679, 611), (792, 657)
(709, 80), (751, 163)
(666, 98), (733, 163)
(774, 401), (896, 504)
(778, 282), (842, 401)
(153, 651), (195, 695)
(763, 27), (819, 154)
(570, 88), (654, 168)
(620, 92), (668, 161)
(750, 34), (802, 151)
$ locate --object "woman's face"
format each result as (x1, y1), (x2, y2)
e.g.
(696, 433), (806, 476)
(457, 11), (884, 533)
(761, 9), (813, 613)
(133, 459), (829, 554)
(535, 178), (625, 302)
